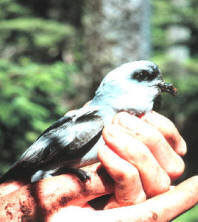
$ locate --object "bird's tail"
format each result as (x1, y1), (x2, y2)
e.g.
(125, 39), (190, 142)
(0, 163), (34, 183)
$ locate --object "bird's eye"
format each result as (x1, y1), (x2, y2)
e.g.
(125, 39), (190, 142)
(133, 69), (158, 82)
(133, 70), (150, 81)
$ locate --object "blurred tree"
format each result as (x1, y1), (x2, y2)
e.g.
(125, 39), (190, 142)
(81, 0), (151, 103)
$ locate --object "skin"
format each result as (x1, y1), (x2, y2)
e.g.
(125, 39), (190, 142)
(0, 111), (197, 222)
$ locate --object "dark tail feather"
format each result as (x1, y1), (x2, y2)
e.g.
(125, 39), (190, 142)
(0, 163), (34, 183)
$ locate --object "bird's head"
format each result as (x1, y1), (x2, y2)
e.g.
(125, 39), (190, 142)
(92, 60), (176, 116)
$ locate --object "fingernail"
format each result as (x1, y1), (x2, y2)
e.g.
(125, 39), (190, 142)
(103, 125), (120, 139)
(116, 112), (140, 130)
(180, 138), (187, 155)
(103, 125), (129, 146)
(175, 138), (187, 156)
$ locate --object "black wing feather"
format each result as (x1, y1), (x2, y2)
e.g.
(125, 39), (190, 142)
(0, 106), (103, 183)
(36, 115), (72, 140)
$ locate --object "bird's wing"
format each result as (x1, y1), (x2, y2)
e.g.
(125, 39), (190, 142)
(19, 105), (104, 168)
(0, 106), (103, 182)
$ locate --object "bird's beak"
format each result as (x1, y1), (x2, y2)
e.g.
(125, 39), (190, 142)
(157, 81), (177, 96)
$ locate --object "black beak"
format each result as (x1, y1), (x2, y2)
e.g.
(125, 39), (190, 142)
(157, 82), (177, 96)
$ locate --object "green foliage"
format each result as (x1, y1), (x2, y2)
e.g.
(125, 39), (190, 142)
(0, 0), (76, 65)
(174, 204), (198, 222)
(0, 18), (74, 49)
(152, 0), (198, 122)
(0, 0), (31, 19)
(152, 56), (198, 119)
(0, 58), (76, 126)
(0, 0), (79, 173)
(0, 58), (77, 171)
(151, 0), (177, 51)
(152, 0), (198, 55)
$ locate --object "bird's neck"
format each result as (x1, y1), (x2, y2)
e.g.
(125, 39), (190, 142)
(90, 81), (157, 125)
(90, 95), (118, 125)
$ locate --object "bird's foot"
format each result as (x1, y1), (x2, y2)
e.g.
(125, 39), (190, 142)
(52, 167), (90, 182)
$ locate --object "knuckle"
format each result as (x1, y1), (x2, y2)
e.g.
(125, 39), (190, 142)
(126, 167), (139, 181)
(149, 130), (165, 148)
(147, 173), (170, 197)
(115, 166), (139, 183)
(113, 172), (127, 183)
(143, 124), (162, 142)
(166, 157), (185, 180)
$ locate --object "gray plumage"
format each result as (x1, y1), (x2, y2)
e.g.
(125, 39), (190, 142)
(0, 60), (176, 183)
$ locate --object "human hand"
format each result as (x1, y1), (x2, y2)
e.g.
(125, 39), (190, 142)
(0, 111), (194, 222)
(98, 111), (186, 208)
(1, 165), (196, 222)
(48, 176), (198, 222)
(49, 111), (196, 222)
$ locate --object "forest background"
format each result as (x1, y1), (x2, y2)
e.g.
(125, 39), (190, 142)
(0, 0), (198, 220)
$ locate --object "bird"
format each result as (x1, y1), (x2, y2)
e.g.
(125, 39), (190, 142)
(0, 60), (176, 183)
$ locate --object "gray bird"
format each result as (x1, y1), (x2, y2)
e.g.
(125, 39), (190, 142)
(0, 60), (176, 183)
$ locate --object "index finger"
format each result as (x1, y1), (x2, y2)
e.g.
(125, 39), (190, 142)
(141, 111), (187, 156)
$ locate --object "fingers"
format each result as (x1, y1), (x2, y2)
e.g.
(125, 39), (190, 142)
(100, 176), (198, 222)
(98, 145), (146, 207)
(141, 111), (187, 156)
(49, 176), (198, 222)
(102, 126), (170, 198)
(112, 112), (185, 180)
